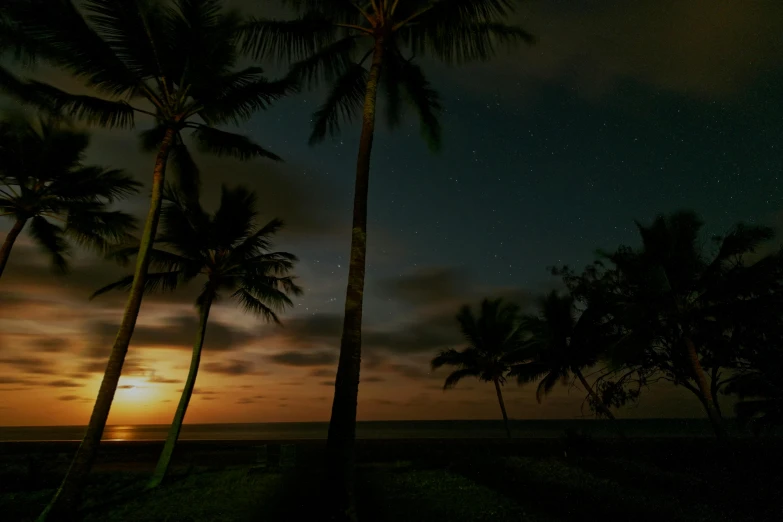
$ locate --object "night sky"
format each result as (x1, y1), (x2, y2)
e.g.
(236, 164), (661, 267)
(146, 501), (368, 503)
(1, 0), (782, 426)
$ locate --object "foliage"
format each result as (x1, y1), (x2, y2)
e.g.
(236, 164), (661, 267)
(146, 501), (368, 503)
(554, 211), (783, 429)
(2, 0), (292, 193)
(240, 0), (534, 149)
(95, 184), (302, 318)
(431, 298), (526, 388)
(0, 115), (139, 270)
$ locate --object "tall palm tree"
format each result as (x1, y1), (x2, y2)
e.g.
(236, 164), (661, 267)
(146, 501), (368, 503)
(3, 2), (293, 519)
(509, 291), (617, 420)
(94, 184), (302, 489)
(240, 2), (534, 504)
(0, 115), (139, 279)
(431, 298), (525, 439)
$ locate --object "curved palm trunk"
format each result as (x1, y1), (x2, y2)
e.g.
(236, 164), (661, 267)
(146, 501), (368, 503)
(684, 336), (726, 439)
(574, 369), (616, 421)
(38, 128), (176, 522)
(147, 299), (212, 489)
(0, 217), (27, 279)
(326, 36), (386, 521)
(493, 378), (511, 438)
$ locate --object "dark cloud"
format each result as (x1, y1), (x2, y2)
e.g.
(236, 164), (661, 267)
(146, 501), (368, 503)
(0, 356), (56, 375)
(86, 314), (254, 359)
(202, 359), (256, 375)
(146, 373), (182, 384)
(236, 397), (255, 404)
(363, 376), (385, 383)
(268, 350), (336, 367)
(45, 380), (83, 388)
(309, 368), (335, 378)
(319, 380), (334, 386)
(117, 384), (136, 389)
(0, 376), (37, 386)
(57, 395), (83, 401)
(376, 267), (465, 306)
(30, 337), (71, 353)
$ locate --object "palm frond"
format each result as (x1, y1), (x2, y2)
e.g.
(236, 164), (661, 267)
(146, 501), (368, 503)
(28, 80), (136, 129)
(231, 287), (281, 323)
(443, 367), (481, 389)
(387, 55), (442, 150)
(4, 0), (141, 96)
(28, 215), (69, 272)
(64, 206), (137, 253)
(309, 64), (368, 145)
(213, 185), (258, 246)
(53, 166), (141, 202)
(191, 125), (281, 161)
(91, 270), (183, 299)
(287, 36), (359, 90)
(170, 135), (200, 199)
(239, 14), (337, 63)
(200, 71), (296, 125)
(83, 0), (173, 81)
(405, 20), (534, 65)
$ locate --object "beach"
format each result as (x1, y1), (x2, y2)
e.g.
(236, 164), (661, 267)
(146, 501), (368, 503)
(3, 434), (782, 521)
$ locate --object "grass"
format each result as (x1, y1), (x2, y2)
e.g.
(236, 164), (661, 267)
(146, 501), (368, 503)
(2, 440), (782, 521)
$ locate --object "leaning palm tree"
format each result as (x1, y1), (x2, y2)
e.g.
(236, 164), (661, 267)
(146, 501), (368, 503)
(509, 291), (617, 420)
(431, 298), (525, 439)
(2, 1), (293, 519)
(94, 184), (302, 489)
(0, 115), (139, 279)
(240, 2), (534, 503)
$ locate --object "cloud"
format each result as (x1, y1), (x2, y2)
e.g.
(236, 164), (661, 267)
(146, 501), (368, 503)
(0, 376), (37, 386)
(376, 267), (465, 307)
(0, 356), (56, 375)
(146, 373), (182, 384)
(202, 359), (256, 375)
(236, 397), (255, 404)
(268, 350), (336, 367)
(319, 380), (334, 386)
(45, 380), (83, 388)
(85, 313), (254, 359)
(30, 337), (71, 353)
(450, 0), (783, 101)
(363, 376), (385, 383)
(309, 369), (334, 378)
(57, 395), (84, 401)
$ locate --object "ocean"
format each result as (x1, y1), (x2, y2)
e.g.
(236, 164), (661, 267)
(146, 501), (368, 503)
(0, 419), (726, 441)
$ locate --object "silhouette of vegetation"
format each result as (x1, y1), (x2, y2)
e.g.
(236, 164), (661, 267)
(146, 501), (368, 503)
(1, 1), (295, 519)
(555, 211), (783, 438)
(432, 299), (526, 438)
(94, 184), (302, 489)
(509, 291), (617, 420)
(239, 2), (534, 515)
(0, 114), (139, 279)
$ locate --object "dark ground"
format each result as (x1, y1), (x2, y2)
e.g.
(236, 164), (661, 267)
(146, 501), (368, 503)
(2, 437), (782, 522)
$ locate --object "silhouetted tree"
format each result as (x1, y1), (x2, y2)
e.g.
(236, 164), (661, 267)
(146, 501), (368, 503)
(509, 291), (617, 420)
(0, 115), (138, 279)
(240, 4), (533, 511)
(94, 184), (302, 489)
(574, 211), (780, 438)
(432, 298), (525, 439)
(3, 1), (293, 519)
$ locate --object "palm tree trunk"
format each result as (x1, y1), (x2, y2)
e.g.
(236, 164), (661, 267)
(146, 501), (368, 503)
(326, 36), (386, 521)
(0, 217), (27, 279)
(147, 299), (212, 489)
(684, 336), (726, 439)
(493, 378), (511, 438)
(38, 128), (176, 522)
(574, 369), (616, 420)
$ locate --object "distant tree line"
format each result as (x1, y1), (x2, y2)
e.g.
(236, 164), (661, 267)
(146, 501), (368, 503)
(434, 211), (783, 439)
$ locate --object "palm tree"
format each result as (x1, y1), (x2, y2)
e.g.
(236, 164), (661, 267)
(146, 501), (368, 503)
(2, 2), (293, 519)
(509, 291), (617, 420)
(94, 184), (302, 489)
(0, 115), (139, 279)
(240, 2), (534, 501)
(431, 298), (525, 439)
